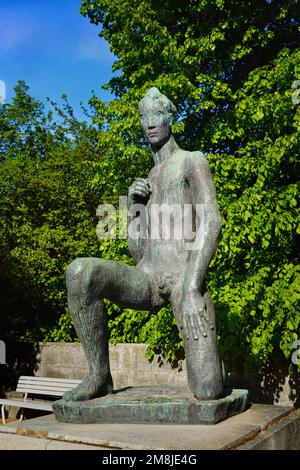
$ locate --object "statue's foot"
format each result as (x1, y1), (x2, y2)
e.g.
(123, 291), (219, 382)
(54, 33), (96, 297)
(62, 374), (113, 402)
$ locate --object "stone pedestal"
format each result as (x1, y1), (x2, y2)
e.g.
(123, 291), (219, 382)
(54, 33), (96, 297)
(52, 385), (248, 425)
(1, 404), (298, 449)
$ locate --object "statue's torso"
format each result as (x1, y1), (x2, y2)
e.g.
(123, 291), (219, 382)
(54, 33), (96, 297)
(136, 149), (202, 281)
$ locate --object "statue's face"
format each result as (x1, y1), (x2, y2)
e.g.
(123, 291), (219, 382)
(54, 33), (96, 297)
(140, 105), (171, 147)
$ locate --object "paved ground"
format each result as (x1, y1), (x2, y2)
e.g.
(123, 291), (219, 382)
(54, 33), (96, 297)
(0, 404), (299, 450)
(0, 432), (106, 449)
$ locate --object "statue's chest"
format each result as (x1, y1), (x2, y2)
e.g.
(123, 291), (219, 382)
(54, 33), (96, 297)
(148, 159), (187, 204)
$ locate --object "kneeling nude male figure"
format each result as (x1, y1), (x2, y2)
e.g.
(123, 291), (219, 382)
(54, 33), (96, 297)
(63, 87), (224, 402)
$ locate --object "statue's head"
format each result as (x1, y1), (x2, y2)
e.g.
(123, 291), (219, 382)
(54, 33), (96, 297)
(139, 87), (177, 147)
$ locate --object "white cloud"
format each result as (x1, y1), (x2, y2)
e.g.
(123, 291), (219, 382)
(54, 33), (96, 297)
(0, 80), (6, 102)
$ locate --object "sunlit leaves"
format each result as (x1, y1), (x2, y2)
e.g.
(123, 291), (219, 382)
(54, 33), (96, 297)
(79, 1), (300, 373)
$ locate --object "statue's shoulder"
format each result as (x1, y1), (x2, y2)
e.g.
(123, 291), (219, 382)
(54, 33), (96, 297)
(178, 148), (208, 167)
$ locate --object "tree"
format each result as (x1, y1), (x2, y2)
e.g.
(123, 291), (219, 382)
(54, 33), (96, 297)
(0, 81), (110, 343)
(79, 0), (300, 373)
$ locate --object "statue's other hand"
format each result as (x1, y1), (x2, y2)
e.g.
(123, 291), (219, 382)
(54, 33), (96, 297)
(128, 178), (151, 204)
(180, 291), (214, 341)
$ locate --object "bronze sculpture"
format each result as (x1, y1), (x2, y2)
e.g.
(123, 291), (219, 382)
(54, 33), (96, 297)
(63, 87), (224, 402)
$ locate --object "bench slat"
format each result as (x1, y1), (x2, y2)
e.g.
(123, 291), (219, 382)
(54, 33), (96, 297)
(16, 387), (76, 394)
(17, 383), (79, 391)
(16, 388), (71, 396)
(18, 376), (81, 384)
(0, 398), (53, 411)
(16, 385), (75, 393)
(17, 381), (79, 389)
(19, 378), (80, 382)
(16, 387), (74, 394)
(17, 380), (80, 388)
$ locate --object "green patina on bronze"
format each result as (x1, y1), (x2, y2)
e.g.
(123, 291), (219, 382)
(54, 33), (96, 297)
(53, 88), (247, 423)
(53, 386), (249, 425)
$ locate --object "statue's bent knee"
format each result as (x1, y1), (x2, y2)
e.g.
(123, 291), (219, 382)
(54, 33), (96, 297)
(66, 258), (102, 298)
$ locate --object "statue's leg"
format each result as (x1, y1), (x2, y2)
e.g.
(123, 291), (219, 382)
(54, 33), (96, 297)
(63, 257), (152, 402)
(171, 285), (224, 400)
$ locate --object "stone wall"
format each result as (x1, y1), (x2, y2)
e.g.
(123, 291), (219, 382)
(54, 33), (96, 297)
(34, 342), (299, 407)
(35, 342), (187, 389)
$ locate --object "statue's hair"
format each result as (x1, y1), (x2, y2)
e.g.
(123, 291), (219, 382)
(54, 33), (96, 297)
(139, 87), (177, 117)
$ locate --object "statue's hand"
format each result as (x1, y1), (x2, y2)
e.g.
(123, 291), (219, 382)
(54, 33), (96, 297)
(128, 178), (151, 206)
(179, 290), (215, 340)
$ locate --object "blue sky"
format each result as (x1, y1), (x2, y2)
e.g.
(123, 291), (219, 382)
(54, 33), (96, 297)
(0, 0), (115, 119)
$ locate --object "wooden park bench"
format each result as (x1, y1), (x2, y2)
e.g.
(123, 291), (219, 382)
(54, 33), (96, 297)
(0, 375), (81, 424)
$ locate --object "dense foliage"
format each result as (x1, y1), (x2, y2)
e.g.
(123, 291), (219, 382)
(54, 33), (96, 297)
(0, 81), (106, 342)
(1, 1), (299, 377)
(79, 0), (300, 372)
